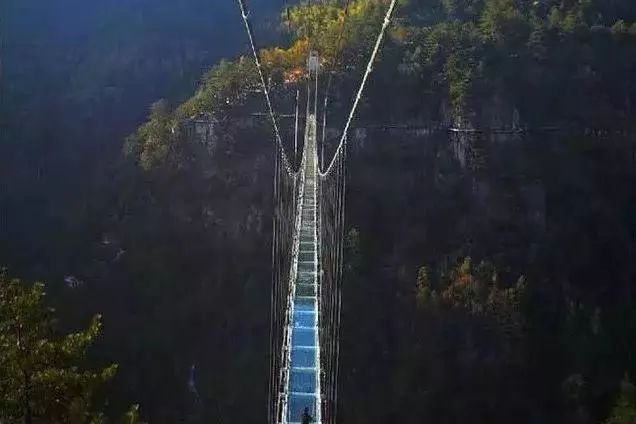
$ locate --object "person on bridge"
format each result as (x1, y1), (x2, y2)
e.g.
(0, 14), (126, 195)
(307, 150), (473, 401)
(301, 407), (314, 424)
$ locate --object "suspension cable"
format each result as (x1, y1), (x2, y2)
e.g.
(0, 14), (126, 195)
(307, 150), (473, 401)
(236, 0), (296, 175)
(321, 0), (352, 169)
(320, 0), (398, 176)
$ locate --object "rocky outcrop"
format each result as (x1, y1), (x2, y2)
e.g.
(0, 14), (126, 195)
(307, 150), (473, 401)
(183, 112), (220, 154)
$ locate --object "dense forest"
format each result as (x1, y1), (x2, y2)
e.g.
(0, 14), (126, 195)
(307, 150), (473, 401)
(1, 0), (636, 423)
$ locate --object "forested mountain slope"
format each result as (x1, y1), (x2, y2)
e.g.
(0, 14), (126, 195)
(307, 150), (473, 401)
(2, 0), (636, 422)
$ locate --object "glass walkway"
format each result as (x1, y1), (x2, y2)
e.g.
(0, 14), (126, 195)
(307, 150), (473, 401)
(285, 117), (321, 424)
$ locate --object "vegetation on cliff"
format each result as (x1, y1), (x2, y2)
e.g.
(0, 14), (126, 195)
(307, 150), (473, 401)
(124, 0), (387, 170)
(2, 0), (636, 422)
(398, 0), (636, 124)
(127, 0), (636, 171)
(0, 271), (143, 423)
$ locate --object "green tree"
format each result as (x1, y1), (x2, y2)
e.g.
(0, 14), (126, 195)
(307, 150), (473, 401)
(0, 271), (141, 423)
(415, 265), (431, 306)
(443, 0), (484, 21)
(124, 99), (174, 171)
(138, 99), (173, 171)
(605, 375), (636, 424)
(480, 0), (528, 44)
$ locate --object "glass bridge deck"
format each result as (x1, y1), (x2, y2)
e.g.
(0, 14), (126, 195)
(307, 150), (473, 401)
(286, 138), (320, 423)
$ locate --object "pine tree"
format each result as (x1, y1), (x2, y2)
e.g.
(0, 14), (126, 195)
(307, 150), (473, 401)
(605, 375), (636, 424)
(416, 265), (432, 306)
(0, 270), (142, 423)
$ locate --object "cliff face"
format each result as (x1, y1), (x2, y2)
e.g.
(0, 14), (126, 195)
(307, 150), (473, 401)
(8, 85), (632, 422)
(40, 106), (278, 421)
(68, 68), (634, 420)
(335, 125), (636, 423)
(5, 0), (635, 421)
(346, 126), (634, 262)
(181, 113), (220, 155)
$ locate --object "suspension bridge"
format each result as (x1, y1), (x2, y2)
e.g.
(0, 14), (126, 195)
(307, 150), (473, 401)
(235, 0), (398, 422)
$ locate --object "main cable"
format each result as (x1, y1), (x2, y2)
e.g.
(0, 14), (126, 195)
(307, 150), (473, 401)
(320, 0), (398, 176)
(236, 0), (296, 175)
(321, 0), (352, 170)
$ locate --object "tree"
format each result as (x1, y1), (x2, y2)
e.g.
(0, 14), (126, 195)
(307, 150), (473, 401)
(0, 270), (142, 423)
(415, 265), (432, 306)
(443, 0), (484, 21)
(605, 375), (636, 424)
(138, 100), (173, 171)
(480, 0), (528, 45)
(418, 257), (526, 332)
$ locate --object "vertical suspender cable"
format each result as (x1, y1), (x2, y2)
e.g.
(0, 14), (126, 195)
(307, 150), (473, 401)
(268, 144), (280, 423)
(321, 103), (326, 170)
(314, 60), (319, 121)
(333, 137), (346, 423)
(294, 89), (300, 164)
